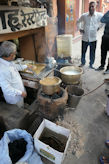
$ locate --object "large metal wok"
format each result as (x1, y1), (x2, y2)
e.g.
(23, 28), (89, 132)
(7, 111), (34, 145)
(60, 66), (83, 84)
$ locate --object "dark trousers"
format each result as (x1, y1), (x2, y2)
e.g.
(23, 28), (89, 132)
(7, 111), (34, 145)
(101, 35), (109, 70)
(81, 41), (97, 66)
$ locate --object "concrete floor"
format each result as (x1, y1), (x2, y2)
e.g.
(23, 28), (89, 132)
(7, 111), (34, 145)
(63, 29), (109, 164)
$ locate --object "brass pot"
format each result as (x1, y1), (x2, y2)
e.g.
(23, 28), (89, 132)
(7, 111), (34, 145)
(60, 66), (83, 84)
(39, 76), (62, 95)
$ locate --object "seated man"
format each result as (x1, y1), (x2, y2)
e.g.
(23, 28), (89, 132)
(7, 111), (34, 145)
(0, 41), (27, 108)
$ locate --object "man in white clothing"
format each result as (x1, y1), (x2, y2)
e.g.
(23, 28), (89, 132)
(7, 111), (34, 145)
(77, 1), (103, 69)
(0, 41), (27, 108)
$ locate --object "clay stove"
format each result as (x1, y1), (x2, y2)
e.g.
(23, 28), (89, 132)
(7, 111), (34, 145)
(37, 87), (68, 120)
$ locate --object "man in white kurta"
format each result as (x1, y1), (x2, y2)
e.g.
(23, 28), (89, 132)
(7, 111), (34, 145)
(0, 41), (27, 108)
(77, 1), (103, 69)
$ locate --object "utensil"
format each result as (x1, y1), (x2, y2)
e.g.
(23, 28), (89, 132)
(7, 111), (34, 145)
(39, 76), (62, 95)
(27, 67), (40, 79)
(60, 66), (83, 84)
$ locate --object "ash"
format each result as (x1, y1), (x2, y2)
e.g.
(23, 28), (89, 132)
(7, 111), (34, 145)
(56, 118), (84, 159)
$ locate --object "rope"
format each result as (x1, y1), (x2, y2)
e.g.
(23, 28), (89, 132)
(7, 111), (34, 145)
(83, 82), (105, 96)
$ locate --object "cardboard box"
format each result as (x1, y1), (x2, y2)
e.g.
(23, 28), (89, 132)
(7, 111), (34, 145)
(34, 119), (71, 164)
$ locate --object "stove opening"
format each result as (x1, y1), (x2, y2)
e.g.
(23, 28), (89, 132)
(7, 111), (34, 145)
(24, 87), (37, 105)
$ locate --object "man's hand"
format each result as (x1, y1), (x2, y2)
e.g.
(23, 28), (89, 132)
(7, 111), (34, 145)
(21, 91), (27, 98)
(27, 65), (35, 70)
(80, 29), (85, 34)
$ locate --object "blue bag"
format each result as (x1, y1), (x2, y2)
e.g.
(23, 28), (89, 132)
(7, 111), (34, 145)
(0, 129), (43, 164)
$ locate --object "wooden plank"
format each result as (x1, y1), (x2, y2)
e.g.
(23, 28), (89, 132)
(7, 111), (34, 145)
(0, 28), (44, 42)
(19, 35), (36, 61)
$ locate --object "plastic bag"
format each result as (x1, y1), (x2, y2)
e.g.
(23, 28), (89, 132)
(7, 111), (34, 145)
(0, 129), (43, 164)
(28, 151), (43, 164)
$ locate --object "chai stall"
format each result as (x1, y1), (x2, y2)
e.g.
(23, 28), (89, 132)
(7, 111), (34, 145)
(0, 5), (54, 90)
(0, 3), (55, 133)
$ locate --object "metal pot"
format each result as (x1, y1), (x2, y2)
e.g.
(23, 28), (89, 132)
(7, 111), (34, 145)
(60, 66), (83, 84)
(39, 76), (62, 95)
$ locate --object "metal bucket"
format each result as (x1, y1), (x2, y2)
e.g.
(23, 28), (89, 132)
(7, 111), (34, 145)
(67, 86), (84, 108)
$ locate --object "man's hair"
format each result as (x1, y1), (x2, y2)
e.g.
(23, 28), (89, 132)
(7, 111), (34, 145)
(0, 41), (16, 58)
(89, 1), (96, 6)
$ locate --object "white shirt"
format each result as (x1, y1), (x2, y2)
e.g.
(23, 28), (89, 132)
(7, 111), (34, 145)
(0, 58), (27, 104)
(77, 12), (103, 42)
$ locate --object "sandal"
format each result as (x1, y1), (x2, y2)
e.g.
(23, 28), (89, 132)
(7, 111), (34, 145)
(100, 156), (109, 164)
(104, 111), (109, 118)
(105, 140), (109, 148)
(100, 157), (104, 164)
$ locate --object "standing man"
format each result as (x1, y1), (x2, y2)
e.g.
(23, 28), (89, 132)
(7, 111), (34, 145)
(0, 41), (27, 108)
(77, 1), (103, 69)
(96, 11), (109, 74)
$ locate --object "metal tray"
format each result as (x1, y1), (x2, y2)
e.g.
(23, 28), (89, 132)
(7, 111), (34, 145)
(21, 63), (46, 75)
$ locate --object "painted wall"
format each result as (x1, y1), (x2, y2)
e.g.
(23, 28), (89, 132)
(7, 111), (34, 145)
(65, 0), (75, 35)
(84, 0), (89, 12)
(102, 0), (109, 13)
